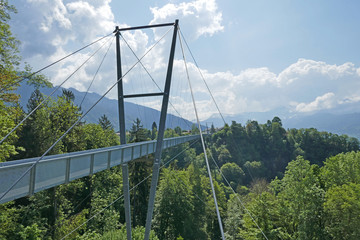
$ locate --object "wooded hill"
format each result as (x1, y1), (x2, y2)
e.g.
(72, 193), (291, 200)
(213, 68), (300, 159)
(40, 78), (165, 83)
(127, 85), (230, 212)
(1, 95), (360, 239)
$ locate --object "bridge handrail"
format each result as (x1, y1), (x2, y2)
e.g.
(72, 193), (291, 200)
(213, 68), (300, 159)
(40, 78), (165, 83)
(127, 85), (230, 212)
(0, 134), (200, 204)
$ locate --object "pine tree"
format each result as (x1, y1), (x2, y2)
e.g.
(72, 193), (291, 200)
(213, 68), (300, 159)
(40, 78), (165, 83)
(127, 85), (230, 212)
(98, 114), (113, 130)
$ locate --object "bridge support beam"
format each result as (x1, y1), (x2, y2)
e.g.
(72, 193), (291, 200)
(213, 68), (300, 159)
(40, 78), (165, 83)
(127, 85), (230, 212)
(144, 19), (179, 240)
(115, 26), (132, 240)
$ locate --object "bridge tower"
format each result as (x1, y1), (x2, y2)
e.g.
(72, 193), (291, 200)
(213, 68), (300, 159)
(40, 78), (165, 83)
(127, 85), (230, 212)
(114, 19), (179, 240)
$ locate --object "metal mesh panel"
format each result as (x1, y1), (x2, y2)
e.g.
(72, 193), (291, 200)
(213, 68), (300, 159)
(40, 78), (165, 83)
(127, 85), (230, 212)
(70, 155), (91, 181)
(35, 159), (66, 192)
(93, 152), (108, 173)
(0, 164), (32, 203)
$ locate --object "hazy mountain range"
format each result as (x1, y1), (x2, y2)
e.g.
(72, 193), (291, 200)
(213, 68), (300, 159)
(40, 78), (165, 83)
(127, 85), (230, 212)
(18, 85), (360, 139)
(17, 85), (195, 131)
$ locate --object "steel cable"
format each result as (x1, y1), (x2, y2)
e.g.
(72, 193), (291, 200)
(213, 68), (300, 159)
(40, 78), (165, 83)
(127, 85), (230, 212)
(0, 35), (114, 145)
(79, 36), (115, 108)
(0, 32), (114, 93)
(60, 138), (199, 239)
(0, 27), (172, 202)
(120, 34), (192, 130)
(178, 27), (226, 240)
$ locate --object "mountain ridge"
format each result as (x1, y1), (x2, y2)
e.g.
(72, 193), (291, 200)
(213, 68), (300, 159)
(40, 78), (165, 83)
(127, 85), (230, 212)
(204, 111), (360, 139)
(17, 84), (195, 131)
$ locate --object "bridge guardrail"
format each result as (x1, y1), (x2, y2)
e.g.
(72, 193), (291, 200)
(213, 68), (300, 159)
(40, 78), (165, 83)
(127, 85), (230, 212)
(0, 134), (200, 204)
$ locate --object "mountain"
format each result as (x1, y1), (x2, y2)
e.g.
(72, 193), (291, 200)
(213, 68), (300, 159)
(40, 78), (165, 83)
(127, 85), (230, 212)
(284, 112), (360, 139)
(17, 85), (195, 131)
(203, 107), (290, 127)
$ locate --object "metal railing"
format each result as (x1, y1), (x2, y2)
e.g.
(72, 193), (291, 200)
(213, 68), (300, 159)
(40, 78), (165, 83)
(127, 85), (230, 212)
(0, 134), (199, 204)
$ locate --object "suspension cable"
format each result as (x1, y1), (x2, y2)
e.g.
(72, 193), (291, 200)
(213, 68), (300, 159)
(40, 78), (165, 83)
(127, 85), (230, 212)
(179, 29), (226, 124)
(0, 36), (114, 146)
(119, 33), (192, 130)
(0, 32), (114, 93)
(179, 29), (271, 240)
(79, 36), (115, 108)
(207, 145), (270, 240)
(178, 30), (257, 182)
(178, 28), (225, 240)
(0, 28), (172, 202)
(60, 138), (199, 239)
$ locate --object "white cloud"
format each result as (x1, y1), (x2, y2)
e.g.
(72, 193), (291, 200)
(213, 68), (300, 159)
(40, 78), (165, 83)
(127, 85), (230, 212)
(277, 58), (356, 86)
(357, 67), (360, 77)
(11, 1), (360, 122)
(295, 92), (336, 112)
(179, 58), (360, 119)
(150, 0), (224, 39)
(15, 0), (152, 96)
(40, 0), (71, 32)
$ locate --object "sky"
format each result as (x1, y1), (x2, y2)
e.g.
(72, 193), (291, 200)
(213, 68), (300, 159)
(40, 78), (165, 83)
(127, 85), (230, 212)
(9, 0), (360, 121)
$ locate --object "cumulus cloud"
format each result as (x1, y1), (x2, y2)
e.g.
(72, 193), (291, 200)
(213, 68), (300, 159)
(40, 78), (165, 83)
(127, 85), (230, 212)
(150, 0), (224, 39)
(10, 1), (360, 121)
(175, 58), (360, 119)
(295, 92), (336, 112)
(13, 0), (152, 94)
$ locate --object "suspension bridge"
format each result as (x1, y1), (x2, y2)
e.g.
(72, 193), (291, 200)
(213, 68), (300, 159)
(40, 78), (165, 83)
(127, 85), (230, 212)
(0, 20), (268, 240)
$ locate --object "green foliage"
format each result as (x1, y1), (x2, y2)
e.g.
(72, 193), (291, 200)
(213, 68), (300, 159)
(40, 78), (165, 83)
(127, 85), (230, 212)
(129, 118), (149, 143)
(191, 123), (199, 134)
(100, 226), (158, 240)
(187, 164), (208, 239)
(239, 191), (279, 240)
(0, 0), (19, 69)
(220, 162), (244, 188)
(153, 168), (195, 240)
(0, 102), (21, 161)
(88, 168), (123, 234)
(324, 183), (360, 239)
(209, 118), (359, 183)
(0, 1), (50, 162)
(129, 159), (152, 227)
(0, 0), (23, 161)
(210, 123), (215, 134)
(19, 223), (44, 240)
(225, 194), (244, 240)
(271, 156), (326, 239)
(53, 209), (88, 239)
(174, 126), (182, 136)
(2, 73), (360, 240)
(288, 128), (359, 166)
(81, 123), (119, 150)
(0, 202), (22, 239)
(201, 174), (227, 240)
(321, 151), (360, 189)
(17, 90), (83, 158)
(151, 121), (157, 140)
(216, 145), (232, 165)
(98, 114), (113, 131)
(164, 128), (178, 138)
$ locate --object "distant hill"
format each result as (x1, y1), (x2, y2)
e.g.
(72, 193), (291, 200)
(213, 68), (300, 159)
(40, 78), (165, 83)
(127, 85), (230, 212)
(284, 112), (360, 139)
(204, 111), (360, 139)
(17, 85), (195, 131)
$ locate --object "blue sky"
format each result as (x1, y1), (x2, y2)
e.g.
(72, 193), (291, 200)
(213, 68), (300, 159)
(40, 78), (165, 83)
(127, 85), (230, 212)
(9, 0), (360, 120)
(108, 0), (360, 73)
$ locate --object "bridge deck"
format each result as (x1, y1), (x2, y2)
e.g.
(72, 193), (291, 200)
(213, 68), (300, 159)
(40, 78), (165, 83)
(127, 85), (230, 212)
(0, 134), (199, 204)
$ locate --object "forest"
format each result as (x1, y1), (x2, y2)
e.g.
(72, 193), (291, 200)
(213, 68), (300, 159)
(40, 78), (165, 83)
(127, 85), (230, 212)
(1, 1), (360, 239)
